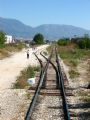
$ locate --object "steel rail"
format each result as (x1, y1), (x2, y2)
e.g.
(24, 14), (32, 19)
(33, 52), (44, 69)
(33, 52), (44, 80)
(55, 47), (70, 120)
(25, 50), (53, 120)
(33, 52), (46, 88)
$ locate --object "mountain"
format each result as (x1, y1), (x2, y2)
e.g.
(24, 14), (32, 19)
(0, 17), (34, 38)
(0, 17), (90, 40)
(35, 24), (90, 40)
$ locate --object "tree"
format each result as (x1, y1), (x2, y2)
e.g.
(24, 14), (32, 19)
(77, 35), (90, 49)
(86, 38), (90, 48)
(84, 34), (90, 49)
(33, 33), (44, 44)
(0, 31), (6, 47)
(57, 38), (70, 46)
(77, 39), (86, 49)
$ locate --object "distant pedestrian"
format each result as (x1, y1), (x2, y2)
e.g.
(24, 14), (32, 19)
(32, 47), (35, 51)
(27, 50), (29, 59)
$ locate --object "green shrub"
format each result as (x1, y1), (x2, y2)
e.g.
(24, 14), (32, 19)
(77, 39), (86, 49)
(77, 37), (90, 49)
(57, 38), (70, 46)
(13, 66), (40, 89)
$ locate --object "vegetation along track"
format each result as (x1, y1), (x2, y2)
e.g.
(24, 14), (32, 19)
(25, 47), (72, 120)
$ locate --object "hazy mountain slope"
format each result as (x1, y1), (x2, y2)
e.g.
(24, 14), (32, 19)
(0, 17), (90, 40)
(35, 24), (90, 39)
(0, 17), (34, 38)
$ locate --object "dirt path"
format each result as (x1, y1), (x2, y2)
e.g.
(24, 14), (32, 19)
(0, 45), (48, 90)
(0, 45), (49, 120)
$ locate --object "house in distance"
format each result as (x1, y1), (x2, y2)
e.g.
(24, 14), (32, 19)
(5, 35), (15, 44)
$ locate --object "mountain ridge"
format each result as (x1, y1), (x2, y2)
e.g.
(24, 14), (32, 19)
(0, 17), (90, 40)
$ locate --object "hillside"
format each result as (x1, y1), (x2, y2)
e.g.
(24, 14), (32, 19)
(0, 17), (90, 40)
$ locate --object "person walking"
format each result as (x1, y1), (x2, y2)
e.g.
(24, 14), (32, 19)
(27, 49), (29, 59)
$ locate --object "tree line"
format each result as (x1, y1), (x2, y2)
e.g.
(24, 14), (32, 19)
(57, 34), (90, 49)
(0, 30), (90, 49)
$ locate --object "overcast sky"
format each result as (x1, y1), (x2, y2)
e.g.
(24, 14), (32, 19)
(0, 0), (90, 29)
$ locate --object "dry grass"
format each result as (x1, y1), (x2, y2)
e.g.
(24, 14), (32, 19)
(0, 49), (9, 59)
(54, 44), (90, 80)
(0, 43), (26, 59)
(78, 90), (90, 102)
(69, 69), (80, 78)
(57, 44), (90, 68)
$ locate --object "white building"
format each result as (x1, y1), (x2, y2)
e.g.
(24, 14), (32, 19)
(5, 35), (15, 44)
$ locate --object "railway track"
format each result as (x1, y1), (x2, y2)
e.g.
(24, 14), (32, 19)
(25, 47), (71, 120)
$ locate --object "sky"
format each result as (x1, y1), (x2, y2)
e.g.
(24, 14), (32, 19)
(0, 0), (90, 29)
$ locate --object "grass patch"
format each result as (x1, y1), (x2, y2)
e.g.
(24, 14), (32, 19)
(69, 69), (80, 78)
(82, 96), (90, 102)
(13, 66), (40, 89)
(43, 51), (48, 56)
(69, 59), (78, 67)
(78, 90), (88, 96)
(78, 90), (90, 102)
(26, 91), (32, 99)
(79, 95), (90, 103)
(58, 45), (90, 67)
